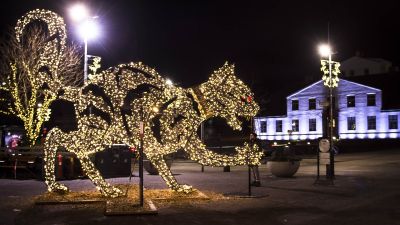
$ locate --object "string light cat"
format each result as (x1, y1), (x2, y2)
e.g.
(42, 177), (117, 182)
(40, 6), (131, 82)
(16, 9), (261, 197)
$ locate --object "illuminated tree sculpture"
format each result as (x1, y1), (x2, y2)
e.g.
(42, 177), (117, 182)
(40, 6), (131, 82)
(9, 10), (261, 197)
(0, 9), (82, 146)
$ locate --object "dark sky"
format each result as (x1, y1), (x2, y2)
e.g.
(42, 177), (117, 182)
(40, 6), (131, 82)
(1, 0), (399, 106)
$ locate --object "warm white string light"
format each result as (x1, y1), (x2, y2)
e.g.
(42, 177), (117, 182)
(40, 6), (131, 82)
(13, 9), (261, 197)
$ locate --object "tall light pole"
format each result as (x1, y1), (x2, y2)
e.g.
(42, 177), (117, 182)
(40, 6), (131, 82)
(69, 4), (100, 82)
(319, 44), (340, 180)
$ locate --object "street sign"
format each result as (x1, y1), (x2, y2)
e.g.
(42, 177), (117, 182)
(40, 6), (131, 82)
(319, 139), (330, 153)
(319, 152), (330, 165)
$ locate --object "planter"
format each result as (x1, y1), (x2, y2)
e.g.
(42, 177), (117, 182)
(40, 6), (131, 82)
(267, 160), (300, 177)
(143, 159), (173, 175)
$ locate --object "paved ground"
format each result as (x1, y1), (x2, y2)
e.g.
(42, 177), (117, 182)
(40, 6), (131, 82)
(1, 150), (400, 225)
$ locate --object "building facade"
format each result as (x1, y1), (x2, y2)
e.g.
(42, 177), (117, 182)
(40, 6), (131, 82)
(254, 79), (400, 141)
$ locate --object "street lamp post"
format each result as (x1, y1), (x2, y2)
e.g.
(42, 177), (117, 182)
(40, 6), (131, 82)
(84, 36), (88, 81)
(327, 52), (334, 179)
(319, 44), (340, 180)
(69, 4), (100, 82)
(139, 107), (144, 207)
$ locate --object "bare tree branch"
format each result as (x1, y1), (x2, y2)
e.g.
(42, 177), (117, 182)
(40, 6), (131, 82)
(0, 23), (83, 146)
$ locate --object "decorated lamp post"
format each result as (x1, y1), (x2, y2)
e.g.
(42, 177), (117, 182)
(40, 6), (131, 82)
(318, 44), (340, 180)
(69, 4), (100, 82)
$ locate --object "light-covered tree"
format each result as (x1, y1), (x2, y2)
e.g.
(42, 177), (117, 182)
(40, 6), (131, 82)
(0, 9), (82, 146)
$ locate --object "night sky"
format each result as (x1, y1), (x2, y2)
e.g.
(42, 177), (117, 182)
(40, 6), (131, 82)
(1, 0), (399, 114)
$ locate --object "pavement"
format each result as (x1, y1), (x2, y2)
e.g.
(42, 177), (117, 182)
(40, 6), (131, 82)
(0, 149), (400, 225)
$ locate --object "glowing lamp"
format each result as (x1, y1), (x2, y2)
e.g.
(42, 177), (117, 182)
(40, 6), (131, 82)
(318, 44), (331, 57)
(69, 4), (89, 22)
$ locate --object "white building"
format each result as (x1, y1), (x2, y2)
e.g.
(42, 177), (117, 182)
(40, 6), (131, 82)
(254, 79), (400, 141)
(340, 56), (392, 77)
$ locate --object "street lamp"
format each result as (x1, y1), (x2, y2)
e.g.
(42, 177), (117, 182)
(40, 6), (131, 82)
(318, 44), (340, 180)
(69, 4), (100, 82)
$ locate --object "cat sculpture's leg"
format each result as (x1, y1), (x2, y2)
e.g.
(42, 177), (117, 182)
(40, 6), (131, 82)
(43, 128), (69, 193)
(148, 154), (192, 193)
(76, 153), (124, 198)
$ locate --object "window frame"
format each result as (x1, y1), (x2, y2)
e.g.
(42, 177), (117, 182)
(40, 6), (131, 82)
(292, 119), (299, 132)
(308, 98), (316, 110)
(367, 93), (376, 106)
(276, 120), (283, 132)
(309, 118), (316, 132)
(260, 121), (267, 133)
(347, 95), (355, 108)
(292, 99), (299, 111)
(388, 115), (398, 130)
(347, 116), (356, 130)
(367, 116), (376, 130)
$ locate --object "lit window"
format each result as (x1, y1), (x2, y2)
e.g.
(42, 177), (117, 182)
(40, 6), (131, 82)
(309, 118), (316, 131)
(389, 115), (398, 129)
(347, 96), (355, 107)
(292, 119), (299, 132)
(309, 98), (316, 110)
(260, 121), (267, 133)
(292, 100), (299, 111)
(367, 94), (375, 106)
(276, 120), (282, 132)
(347, 117), (356, 130)
(367, 116), (376, 130)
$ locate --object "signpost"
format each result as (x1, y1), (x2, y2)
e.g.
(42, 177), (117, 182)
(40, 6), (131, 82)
(316, 138), (333, 184)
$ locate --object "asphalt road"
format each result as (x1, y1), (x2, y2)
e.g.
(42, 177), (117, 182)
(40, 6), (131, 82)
(0, 150), (399, 225)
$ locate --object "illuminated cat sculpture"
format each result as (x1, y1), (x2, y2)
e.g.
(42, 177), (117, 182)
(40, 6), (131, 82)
(16, 10), (261, 197)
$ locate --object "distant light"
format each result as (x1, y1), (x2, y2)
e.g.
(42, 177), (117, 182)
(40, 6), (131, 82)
(273, 141), (277, 146)
(319, 44), (331, 57)
(38, 103), (43, 107)
(307, 142), (310, 145)
(166, 79), (173, 86)
(69, 4), (89, 22)
(1, 82), (5, 85)
(78, 19), (100, 40)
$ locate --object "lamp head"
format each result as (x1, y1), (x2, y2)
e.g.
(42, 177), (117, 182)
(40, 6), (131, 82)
(319, 44), (332, 57)
(78, 19), (100, 40)
(69, 3), (89, 22)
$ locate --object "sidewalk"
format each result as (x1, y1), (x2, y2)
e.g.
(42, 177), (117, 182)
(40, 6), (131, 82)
(0, 150), (399, 225)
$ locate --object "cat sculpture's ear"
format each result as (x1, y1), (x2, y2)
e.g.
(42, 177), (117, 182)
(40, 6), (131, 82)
(209, 62), (236, 86)
(15, 9), (67, 91)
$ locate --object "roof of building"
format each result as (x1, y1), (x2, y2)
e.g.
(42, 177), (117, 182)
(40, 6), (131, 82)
(340, 56), (392, 67)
